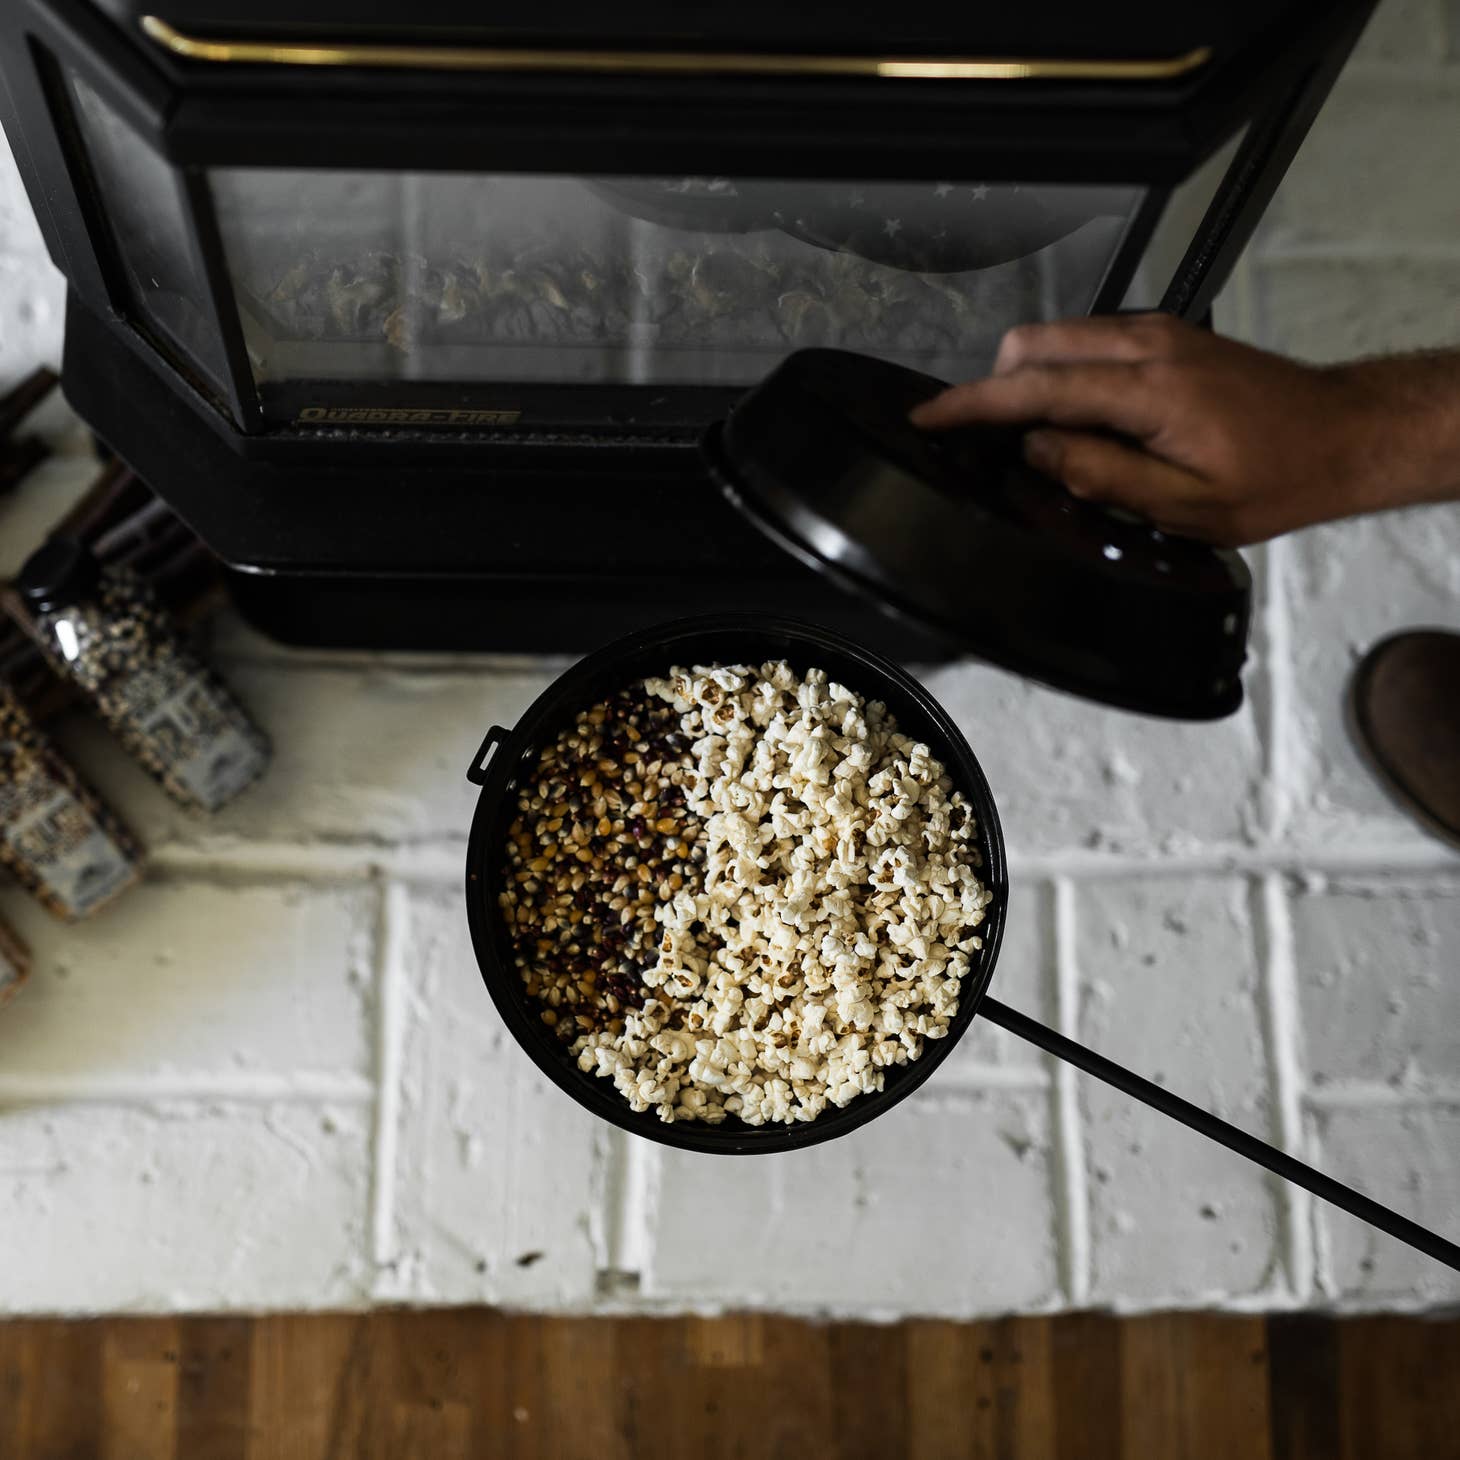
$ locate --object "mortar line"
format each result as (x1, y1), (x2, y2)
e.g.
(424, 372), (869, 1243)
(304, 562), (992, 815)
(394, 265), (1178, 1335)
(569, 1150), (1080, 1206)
(610, 1134), (661, 1289)
(587, 1126), (647, 1285)
(148, 838), (1460, 886)
(1256, 873), (1315, 1301)
(1304, 1082), (1460, 1110)
(1264, 534), (1295, 843)
(1224, 250), (1283, 847)
(1010, 844), (1459, 878)
(587, 1125), (618, 1278)
(1229, 243), (1297, 847)
(369, 879), (410, 1278)
(0, 1072), (375, 1105)
(1051, 878), (1091, 1306)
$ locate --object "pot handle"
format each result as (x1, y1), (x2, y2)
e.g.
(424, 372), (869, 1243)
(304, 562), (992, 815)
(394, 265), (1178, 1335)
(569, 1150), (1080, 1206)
(978, 996), (1460, 1275)
(465, 725), (509, 786)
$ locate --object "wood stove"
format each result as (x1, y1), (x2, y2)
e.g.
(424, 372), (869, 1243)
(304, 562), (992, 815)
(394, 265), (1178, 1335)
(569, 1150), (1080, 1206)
(0, 1), (1375, 652)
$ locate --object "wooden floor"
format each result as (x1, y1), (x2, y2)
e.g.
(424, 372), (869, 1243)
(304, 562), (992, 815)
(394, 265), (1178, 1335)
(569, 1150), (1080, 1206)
(2, 1309), (1458, 1459)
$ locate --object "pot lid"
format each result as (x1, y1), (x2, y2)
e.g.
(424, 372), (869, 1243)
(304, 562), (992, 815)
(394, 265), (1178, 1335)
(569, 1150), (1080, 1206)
(702, 348), (1251, 719)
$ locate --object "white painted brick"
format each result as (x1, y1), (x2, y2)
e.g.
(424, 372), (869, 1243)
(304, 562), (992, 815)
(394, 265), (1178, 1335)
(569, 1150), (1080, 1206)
(1291, 877), (1460, 1089)
(646, 1089), (1059, 1313)
(1309, 1101), (1460, 1304)
(1353, 0), (1448, 59)
(941, 877), (1052, 1075)
(385, 886), (601, 1306)
(0, 136), (64, 379)
(0, 1100), (372, 1312)
(919, 662), (1264, 857)
(1264, 72), (1460, 248)
(1281, 510), (1460, 845)
(1256, 256), (1460, 362)
(0, 880), (374, 1086)
(50, 660), (557, 848)
(1076, 878), (1282, 1303)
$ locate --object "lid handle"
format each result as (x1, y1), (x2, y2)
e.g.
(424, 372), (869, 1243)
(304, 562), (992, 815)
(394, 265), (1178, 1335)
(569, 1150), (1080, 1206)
(465, 725), (509, 786)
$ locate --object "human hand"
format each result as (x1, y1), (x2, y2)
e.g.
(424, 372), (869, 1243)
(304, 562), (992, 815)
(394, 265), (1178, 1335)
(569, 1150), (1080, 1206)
(909, 313), (1460, 547)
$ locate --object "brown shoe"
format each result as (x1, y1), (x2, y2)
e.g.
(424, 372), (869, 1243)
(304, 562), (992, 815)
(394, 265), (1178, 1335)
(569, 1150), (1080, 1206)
(1347, 629), (1460, 851)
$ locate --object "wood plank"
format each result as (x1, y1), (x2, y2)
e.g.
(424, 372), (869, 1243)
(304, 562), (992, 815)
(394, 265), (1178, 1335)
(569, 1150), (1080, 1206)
(905, 1315), (1058, 1460)
(759, 1315), (835, 1457)
(1176, 1314), (1271, 1460)
(906, 1318), (977, 1460)
(1337, 1315), (1460, 1460)
(827, 1318), (907, 1460)
(1051, 1312), (1122, 1460)
(501, 1313), (551, 1460)
(613, 1314), (692, 1459)
(1267, 1314), (1341, 1460)
(994, 1316), (1057, 1459)
(246, 1312), (361, 1460)
(14, 1317), (103, 1460)
(102, 1317), (180, 1460)
(1121, 1314), (1270, 1460)
(0, 1317), (39, 1459)
(176, 1317), (255, 1460)
(4, 1308), (1460, 1459)
(686, 1313), (766, 1369)
(534, 1310), (624, 1460)
(389, 1396), (472, 1460)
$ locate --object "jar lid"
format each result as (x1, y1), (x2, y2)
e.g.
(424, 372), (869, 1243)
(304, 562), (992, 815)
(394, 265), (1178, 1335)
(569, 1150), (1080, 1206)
(17, 535), (101, 614)
(702, 348), (1252, 719)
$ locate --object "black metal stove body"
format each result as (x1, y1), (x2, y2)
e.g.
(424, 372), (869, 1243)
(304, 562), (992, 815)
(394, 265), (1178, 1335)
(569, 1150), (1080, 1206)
(0, 0), (1375, 650)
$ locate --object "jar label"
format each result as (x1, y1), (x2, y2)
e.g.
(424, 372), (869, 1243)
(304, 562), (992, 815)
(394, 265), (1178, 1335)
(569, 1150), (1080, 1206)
(134, 671), (269, 812)
(0, 781), (138, 918)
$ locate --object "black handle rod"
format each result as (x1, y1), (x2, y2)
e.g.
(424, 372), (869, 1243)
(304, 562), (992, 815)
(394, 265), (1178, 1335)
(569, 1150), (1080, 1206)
(978, 996), (1460, 1275)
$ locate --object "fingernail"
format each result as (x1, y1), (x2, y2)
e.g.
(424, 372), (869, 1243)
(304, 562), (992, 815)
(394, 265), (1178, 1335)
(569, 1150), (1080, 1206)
(1023, 429), (1060, 473)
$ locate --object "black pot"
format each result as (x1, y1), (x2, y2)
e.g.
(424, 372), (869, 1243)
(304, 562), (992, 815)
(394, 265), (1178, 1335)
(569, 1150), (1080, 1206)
(461, 613), (1460, 1273)
(464, 613), (1008, 1154)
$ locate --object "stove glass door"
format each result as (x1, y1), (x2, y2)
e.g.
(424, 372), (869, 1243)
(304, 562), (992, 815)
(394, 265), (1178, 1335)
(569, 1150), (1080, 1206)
(69, 74), (235, 405)
(207, 169), (1145, 425)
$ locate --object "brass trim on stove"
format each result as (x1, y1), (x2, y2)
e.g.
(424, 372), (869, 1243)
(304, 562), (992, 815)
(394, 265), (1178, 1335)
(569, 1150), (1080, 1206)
(139, 16), (1212, 82)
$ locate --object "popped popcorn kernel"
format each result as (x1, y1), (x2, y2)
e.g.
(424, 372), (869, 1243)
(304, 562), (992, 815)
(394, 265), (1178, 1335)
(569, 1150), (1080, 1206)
(569, 662), (990, 1126)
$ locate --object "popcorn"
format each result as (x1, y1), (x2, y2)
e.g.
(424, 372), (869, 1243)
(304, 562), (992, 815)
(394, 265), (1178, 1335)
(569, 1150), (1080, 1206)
(573, 662), (991, 1125)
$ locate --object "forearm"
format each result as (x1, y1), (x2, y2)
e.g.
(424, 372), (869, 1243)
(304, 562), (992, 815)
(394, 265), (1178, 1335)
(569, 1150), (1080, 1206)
(1332, 350), (1460, 515)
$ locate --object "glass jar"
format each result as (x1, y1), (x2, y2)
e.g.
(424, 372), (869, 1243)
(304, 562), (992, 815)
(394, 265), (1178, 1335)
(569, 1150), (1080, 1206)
(0, 680), (143, 920)
(16, 537), (271, 814)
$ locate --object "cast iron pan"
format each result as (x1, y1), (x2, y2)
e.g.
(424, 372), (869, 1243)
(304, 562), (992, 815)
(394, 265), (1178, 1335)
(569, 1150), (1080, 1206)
(465, 616), (1008, 1155)
(464, 615), (1460, 1272)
